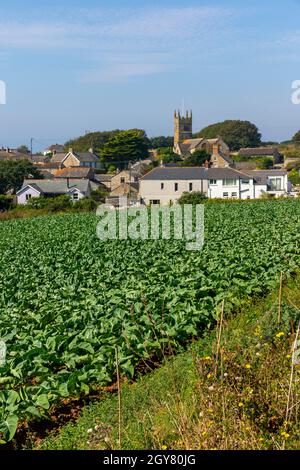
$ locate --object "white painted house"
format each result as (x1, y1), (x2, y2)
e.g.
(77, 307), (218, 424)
(16, 179), (91, 205)
(140, 167), (208, 206)
(139, 167), (292, 206)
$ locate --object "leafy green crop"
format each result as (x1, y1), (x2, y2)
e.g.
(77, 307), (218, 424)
(1, 200), (300, 442)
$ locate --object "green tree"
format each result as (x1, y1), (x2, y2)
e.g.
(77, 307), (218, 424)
(0, 160), (42, 194)
(292, 130), (300, 143)
(157, 147), (182, 164)
(256, 157), (273, 169)
(149, 136), (174, 148)
(195, 120), (261, 151)
(178, 191), (208, 205)
(288, 168), (300, 185)
(65, 130), (121, 153)
(101, 129), (149, 164)
(16, 145), (30, 154)
(180, 150), (210, 167)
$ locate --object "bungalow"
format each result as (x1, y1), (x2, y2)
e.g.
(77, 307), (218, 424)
(16, 179), (91, 205)
(139, 167), (291, 205)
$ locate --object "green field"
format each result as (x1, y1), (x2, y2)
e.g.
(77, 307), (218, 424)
(1, 200), (300, 443)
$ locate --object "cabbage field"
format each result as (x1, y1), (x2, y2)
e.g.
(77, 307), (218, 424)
(1, 200), (300, 443)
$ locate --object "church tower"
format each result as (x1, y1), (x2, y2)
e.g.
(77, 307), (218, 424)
(174, 110), (193, 146)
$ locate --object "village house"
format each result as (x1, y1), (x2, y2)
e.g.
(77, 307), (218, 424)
(50, 148), (102, 169)
(43, 144), (65, 156)
(53, 167), (108, 191)
(110, 168), (144, 192)
(238, 147), (283, 164)
(16, 179), (91, 205)
(93, 174), (113, 190)
(0, 148), (31, 161)
(139, 167), (292, 205)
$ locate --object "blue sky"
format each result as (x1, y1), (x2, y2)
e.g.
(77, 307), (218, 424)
(1, 0), (300, 150)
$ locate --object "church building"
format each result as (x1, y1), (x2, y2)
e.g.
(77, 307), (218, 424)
(173, 110), (233, 168)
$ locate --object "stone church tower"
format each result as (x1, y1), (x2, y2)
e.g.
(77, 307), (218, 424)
(174, 110), (193, 146)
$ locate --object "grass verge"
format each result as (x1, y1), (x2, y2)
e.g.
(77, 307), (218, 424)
(38, 273), (300, 450)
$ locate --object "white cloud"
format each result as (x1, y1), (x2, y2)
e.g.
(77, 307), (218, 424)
(0, 6), (236, 80)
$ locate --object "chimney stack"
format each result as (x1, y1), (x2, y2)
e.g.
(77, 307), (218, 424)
(213, 143), (220, 155)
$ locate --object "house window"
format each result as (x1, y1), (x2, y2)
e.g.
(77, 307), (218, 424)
(174, 183), (178, 192)
(121, 177), (125, 183)
(269, 178), (282, 190)
(73, 193), (79, 201)
(223, 179), (237, 186)
(241, 179), (249, 184)
(209, 179), (217, 185)
(26, 194), (32, 201)
(150, 199), (160, 205)
(231, 192), (238, 198)
(223, 192), (229, 198)
(189, 183), (193, 191)
(161, 183), (164, 190)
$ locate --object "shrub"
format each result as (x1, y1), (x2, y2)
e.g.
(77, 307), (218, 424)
(73, 198), (98, 212)
(47, 195), (72, 212)
(0, 195), (14, 212)
(178, 192), (208, 205)
(91, 189), (109, 203)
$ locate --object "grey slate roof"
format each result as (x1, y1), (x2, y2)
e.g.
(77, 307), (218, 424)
(239, 147), (281, 157)
(141, 167), (207, 180)
(206, 168), (250, 180)
(217, 151), (234, 164)
(50, 151), (100, 164)
(73, 152), (99, 163)
(50, 153), (67, 163)
(94, 174), (113, 182)
(177, 143), (191, 155)
(234, 161), (257, 170)
(140, 167), (250, 181)
(21, 178), (90, 195)
(31, 154), (51, 163)
(243, 170), (287, 184)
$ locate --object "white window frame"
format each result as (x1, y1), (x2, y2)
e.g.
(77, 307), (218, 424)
(223, 179), (237, 186)
(269, 177), (282, 191)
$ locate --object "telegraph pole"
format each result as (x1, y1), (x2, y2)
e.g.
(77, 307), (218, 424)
(129, 161), (132, 199)
(30, 138), (34, 157)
